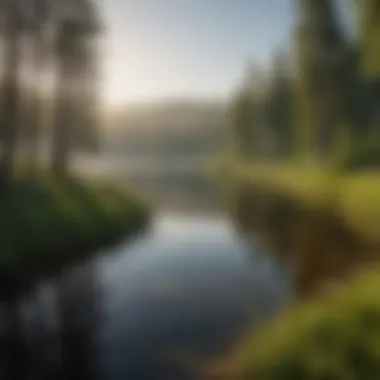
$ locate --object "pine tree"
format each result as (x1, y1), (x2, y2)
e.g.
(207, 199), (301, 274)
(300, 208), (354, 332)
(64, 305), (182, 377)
(358, 0), (380, 128)
(51, 0), (101, 175)
(264, 50), (293, 157)
(230, 64), (267, 159)
(359, 0), (380, 78)
(0, 0), (23, 187)
(294, 0), (353, 159)
(26, 0), (51, 174)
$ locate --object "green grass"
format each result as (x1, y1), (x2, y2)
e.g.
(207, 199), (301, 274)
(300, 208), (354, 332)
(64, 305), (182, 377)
(232, 161), (380, 242)
(0, 175), (150, 278)
(231, 265), (380, 380)
(225, 160), (380, 379)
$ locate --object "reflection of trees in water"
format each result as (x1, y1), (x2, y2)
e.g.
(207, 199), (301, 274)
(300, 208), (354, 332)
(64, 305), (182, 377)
(2, 297), (27, 380)
(0, 263), (101, 380)
(56, 264), (101, 380)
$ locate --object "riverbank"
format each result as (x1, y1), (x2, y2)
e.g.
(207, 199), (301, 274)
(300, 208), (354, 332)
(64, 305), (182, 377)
(231, 162), (380, 242)
(227, 163), (378, 298)
(223, 162), (380, 379)
(0, 175), (150, 296)
(229, 263), (380, 380)
(0, 211), (290, 380)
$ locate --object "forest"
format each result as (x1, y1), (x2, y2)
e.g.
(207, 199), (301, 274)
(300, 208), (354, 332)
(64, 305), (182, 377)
(231, 0), (380, 167)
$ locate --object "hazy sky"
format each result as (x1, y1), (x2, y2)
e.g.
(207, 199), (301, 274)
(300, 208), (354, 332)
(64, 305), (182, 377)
(101, 0), (297, 106)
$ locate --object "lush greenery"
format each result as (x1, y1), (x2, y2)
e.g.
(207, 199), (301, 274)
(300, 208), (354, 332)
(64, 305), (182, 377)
(228, 1), (380, 378)
(0, 175), (149, 283)
(232, 265), (380, 379)
(227, 0), (380, 278)
(233, 162), (380, 242)
(231, 1), (380, 164)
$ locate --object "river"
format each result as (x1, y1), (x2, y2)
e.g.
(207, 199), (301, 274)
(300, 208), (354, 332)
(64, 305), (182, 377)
(10, 211), (290, 380)
(5, 157), (291, 380)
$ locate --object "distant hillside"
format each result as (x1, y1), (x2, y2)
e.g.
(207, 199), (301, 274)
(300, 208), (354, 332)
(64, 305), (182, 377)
(105, 100), (229, 156)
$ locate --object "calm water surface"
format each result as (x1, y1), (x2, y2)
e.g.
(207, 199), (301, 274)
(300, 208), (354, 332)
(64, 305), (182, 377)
(18, 212), (290, 380)
(100, 213), (289, 379)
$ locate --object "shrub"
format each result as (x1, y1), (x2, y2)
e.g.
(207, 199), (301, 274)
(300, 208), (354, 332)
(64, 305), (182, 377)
(232, 267), (380, 380)
(0, 175), (150, 274)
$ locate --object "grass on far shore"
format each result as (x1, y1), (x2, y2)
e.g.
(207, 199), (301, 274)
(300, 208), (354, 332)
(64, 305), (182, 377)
(228, 160), (380, 243)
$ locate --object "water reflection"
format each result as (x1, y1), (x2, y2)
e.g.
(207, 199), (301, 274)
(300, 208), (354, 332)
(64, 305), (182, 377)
(97, 214), (290, 379)
(0, 262), (100, 380)
(56, 265), (100, 380)
(0, 213), (290, 380)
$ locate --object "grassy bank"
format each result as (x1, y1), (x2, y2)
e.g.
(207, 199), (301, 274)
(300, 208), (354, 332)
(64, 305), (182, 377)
(229, 178), (369, 298)
(231, 162), (380, 243)
(0, 175), (150, 294)
(222, 162), (380, 379)
(225, 161), (380, 296)
(231, 264), (380, 379)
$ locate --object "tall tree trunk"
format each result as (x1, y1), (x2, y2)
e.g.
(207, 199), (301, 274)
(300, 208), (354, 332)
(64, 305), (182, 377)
(75, 51), (100, 153)
(27, 33), (45, 175)
(28, 0), (50, 175)
(51, 57), (73, 176)
(0, 2), (22, 188)
(296, 0), (349, 159)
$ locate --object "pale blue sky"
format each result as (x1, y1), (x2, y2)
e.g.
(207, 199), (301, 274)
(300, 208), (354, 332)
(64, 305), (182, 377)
(101, 0), (352, 106)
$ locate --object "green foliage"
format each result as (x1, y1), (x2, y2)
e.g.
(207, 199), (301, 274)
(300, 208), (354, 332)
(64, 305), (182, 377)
(232, 267), (380, 380)
(234, 161), (380, 242)
(230, 65), (264, 159)
(0, 176), (149, 272)
(340, 127), (380, 171)
(328, 124), (353, 173)
(263, 51), (293, 156)
(294, 0), (360, 158)
(230, 60), (294, 160)
(227, 3), (380, 377)
(343, 147), (380, 171)
(359, 0), (380, 78)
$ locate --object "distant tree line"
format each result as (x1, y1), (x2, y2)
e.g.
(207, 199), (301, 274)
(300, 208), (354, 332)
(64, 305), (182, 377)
(107, 100), (228, 157)
(0, 0), (102, 188)
(232, 0), (380, 165)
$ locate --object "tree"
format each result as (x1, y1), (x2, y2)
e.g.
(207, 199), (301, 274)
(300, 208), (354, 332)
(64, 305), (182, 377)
(357, 0), (380, 128)
(294, 0), (353, 159)
(51, 0), (101, 175)
(263, 50), (294, 157)
(71, 21), (102, 153)
(359, 0), (380, 78)
(230, 64), (269, 159)
(25, 0), (51, 173)
(0, 0), (24, 187)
